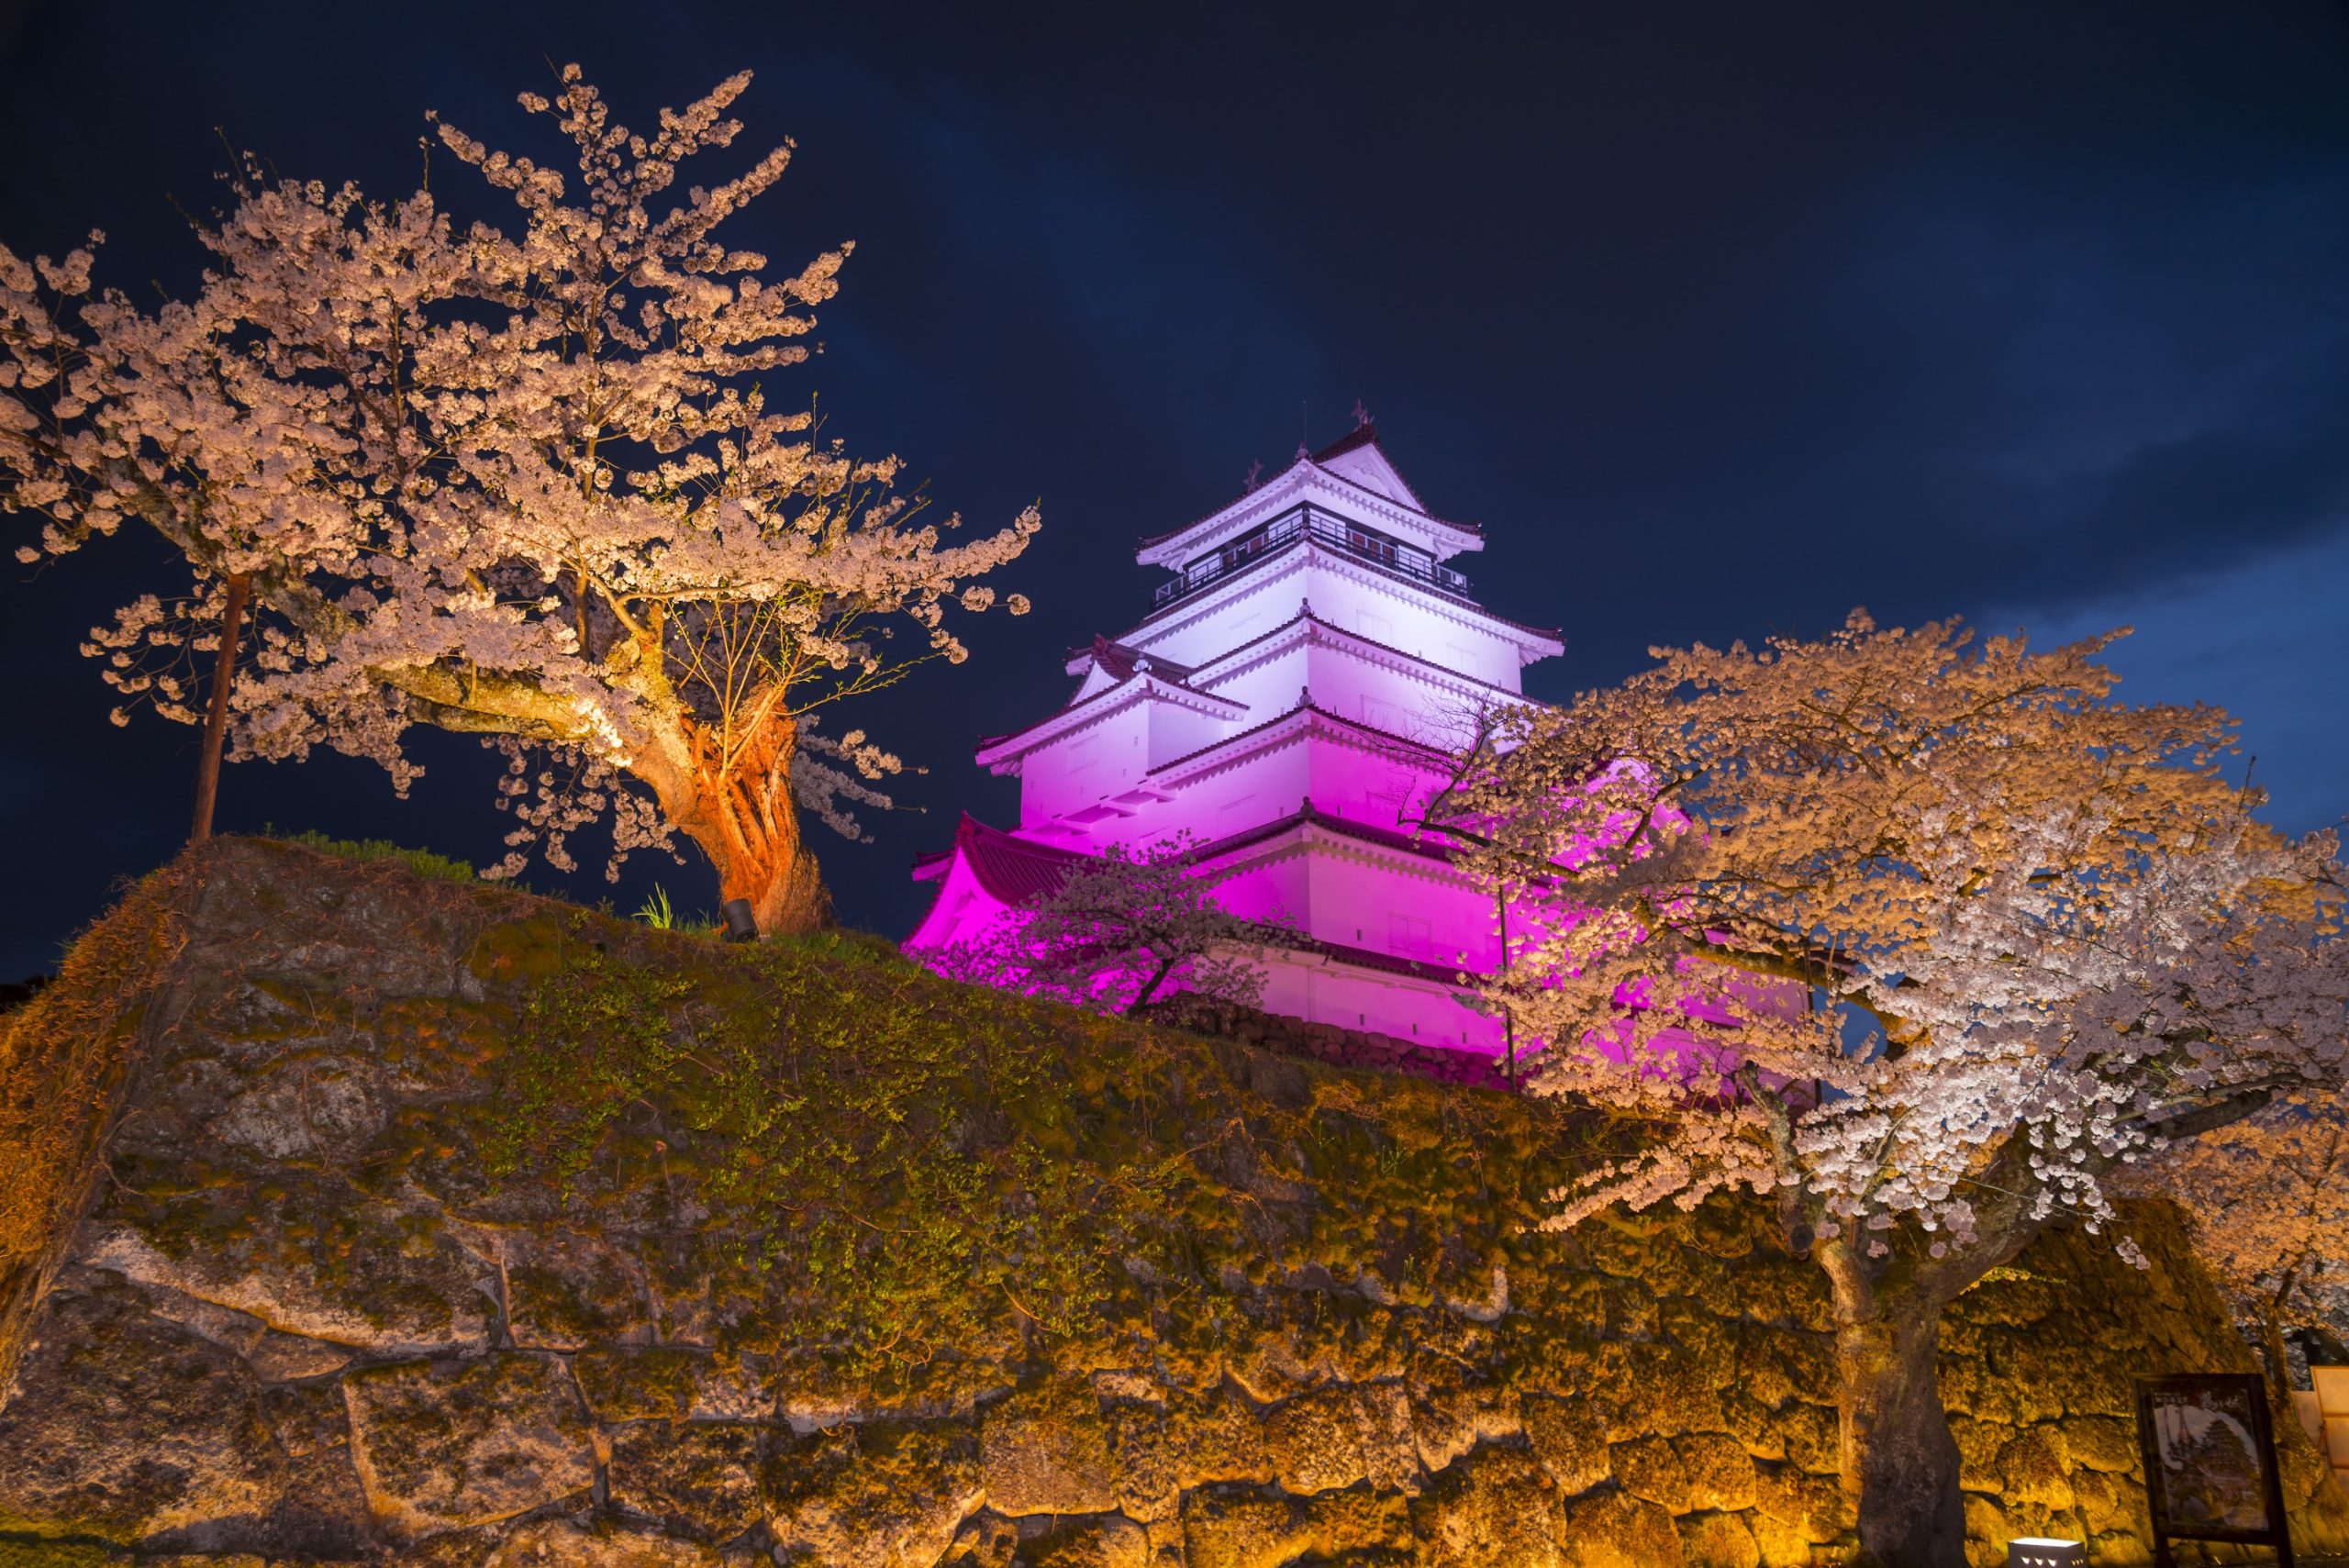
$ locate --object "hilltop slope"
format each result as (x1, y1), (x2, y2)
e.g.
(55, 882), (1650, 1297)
(0, 838), (2339, 1566)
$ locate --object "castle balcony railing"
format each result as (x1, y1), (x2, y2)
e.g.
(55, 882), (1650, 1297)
(1152, 503), (1472, 609)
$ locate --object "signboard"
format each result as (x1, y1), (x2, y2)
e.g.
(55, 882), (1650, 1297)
(2132, 1373), (2295, 1567)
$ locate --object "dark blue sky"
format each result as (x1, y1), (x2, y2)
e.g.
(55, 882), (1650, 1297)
(4, 2), (2345, 974)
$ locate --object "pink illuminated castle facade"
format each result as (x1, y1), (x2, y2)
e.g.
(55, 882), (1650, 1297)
(905, 426), (1562, 1057)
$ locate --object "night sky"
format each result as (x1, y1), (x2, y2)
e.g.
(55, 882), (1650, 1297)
(4, 2), (2345, 978)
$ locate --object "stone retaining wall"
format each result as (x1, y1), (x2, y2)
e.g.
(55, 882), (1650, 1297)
(1, 841), (2341, 1567)
(1143, 998), (1515, 1093)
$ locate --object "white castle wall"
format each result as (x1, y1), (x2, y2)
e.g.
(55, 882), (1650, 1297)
(1123, 551), (1535, 694)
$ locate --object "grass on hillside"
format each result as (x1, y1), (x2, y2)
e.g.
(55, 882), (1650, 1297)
(261, 827), (479, 884)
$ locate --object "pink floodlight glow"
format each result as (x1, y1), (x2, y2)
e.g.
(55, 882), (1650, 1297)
(907, 427), (1564, 1055)
(905, 430), (1797, 1076)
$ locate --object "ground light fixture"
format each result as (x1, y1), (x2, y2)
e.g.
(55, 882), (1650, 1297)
(2008, 1539), (2087, 1567)
(720, 898), (758, 943)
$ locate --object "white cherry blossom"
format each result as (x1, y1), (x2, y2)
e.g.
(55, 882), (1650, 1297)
(0, 67), (1038, 934)
(1433, 612), (2346, 1567)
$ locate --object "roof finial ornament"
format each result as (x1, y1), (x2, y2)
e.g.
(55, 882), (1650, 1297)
(1352, 398), (1373, 429)
(1242, 458), (1264, 493)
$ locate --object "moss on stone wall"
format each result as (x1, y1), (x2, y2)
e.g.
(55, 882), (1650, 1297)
(0, 859), (192, 1399)
(0, 838), (2342, 1567)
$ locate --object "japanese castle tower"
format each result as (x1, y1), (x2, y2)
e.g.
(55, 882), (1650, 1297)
(907, 426), (1562, 1055)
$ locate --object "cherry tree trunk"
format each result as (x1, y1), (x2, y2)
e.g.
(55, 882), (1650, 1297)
(190, 573), (250, 843)
(647, 711), (831, 940)
(2259, 1308), (2293, 1414)
(713, 813), (829, 939)
(674, 772), (829, 939)
(1835, 1289), (1967, 1567)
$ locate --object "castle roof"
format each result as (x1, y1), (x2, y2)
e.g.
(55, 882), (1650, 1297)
(912, 798), (1459, 904)
(910, 813), (1088, 903)
(909, 806), (1474, 985)
(1133, 424), (1485, 565)
(1061, 634), (1200, 685)
(974, 646), (1246, 767)
(1303, 423), (1434, 515)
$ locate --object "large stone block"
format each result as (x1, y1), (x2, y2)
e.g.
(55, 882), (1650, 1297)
(1015, 1513), (1152, 1568)
(83, 1184), (496, 1359)
(1993, 1425), (2075, 1511)
(0, 1281), (284, 1544)
(1658, 1294), (1734, 1385)
(575, 1345), (774, 1424)
(1353, 1381), (1422, 1493)
(1720, 1389), (1787, 1462)
(1554, 1486), (1686, 1568)
(1099, 1400), (1179, 1525)
(607, 1420), (765, 1541)
(983, 1380), (1117, 1517)
(1523, 1394), (1612, 1495)
(1415, 1445), (1564, 1567)
(2069, 1463), (2135, 1538)
(1263, 1385), (1372, 1495)
(343, 1352), (594, 1534)
(1675, 1430), (1759, 1512)
(1408, 1352), (1522, 1473)
(1752, 1464), (1847, 1543)
(1180, 1485), (1410, 1568)
(2062, 1413), (2140, 1475)
(1776, 1399), (1839, 1477)
(1947, 1412), (2009, 1495)
(502, 1232), (651, 1350)
(1678, 1509), (1761, 1568)
(1594, 1340), (1725, 1440)
(258, 1378), (376, 1558)
(1611, 1434), (1691, 1512)
(1175, 1490), (1297, 1568)
(764, 1419), (984, 1568)
(1220, 1290), (1346, 1405)
(208, 1052), (395, 1163)
(1162, 1385), (1275, 1496)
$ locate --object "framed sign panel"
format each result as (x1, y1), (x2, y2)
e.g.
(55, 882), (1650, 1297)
(2133, 1373), (2295, 1567)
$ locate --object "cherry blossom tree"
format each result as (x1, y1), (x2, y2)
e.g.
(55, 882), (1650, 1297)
(922, 835), (1280, 1017)
(1432, 613), (2348, 1568)
(0, 67), (1036, 935)
(2133, 1093), (2349, 1398)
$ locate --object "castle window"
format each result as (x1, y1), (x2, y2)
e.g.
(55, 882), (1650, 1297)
(1390, 914), (1431, 956)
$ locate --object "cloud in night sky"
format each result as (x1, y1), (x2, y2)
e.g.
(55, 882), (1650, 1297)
(1984, 526), (2349, 838)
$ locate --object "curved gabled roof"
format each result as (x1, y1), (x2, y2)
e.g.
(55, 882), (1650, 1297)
(908, 806), (1475, 988)
(910, 813), (1088, 905)
(1062, 634), (1200, 685)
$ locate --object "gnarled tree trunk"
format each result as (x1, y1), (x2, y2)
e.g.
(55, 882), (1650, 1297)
(640, 707), (831, 939)
(696, 795), (829, 939)
(1820, 1241), (1969, 1568)
(1835, 1298), (1966, 1566)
